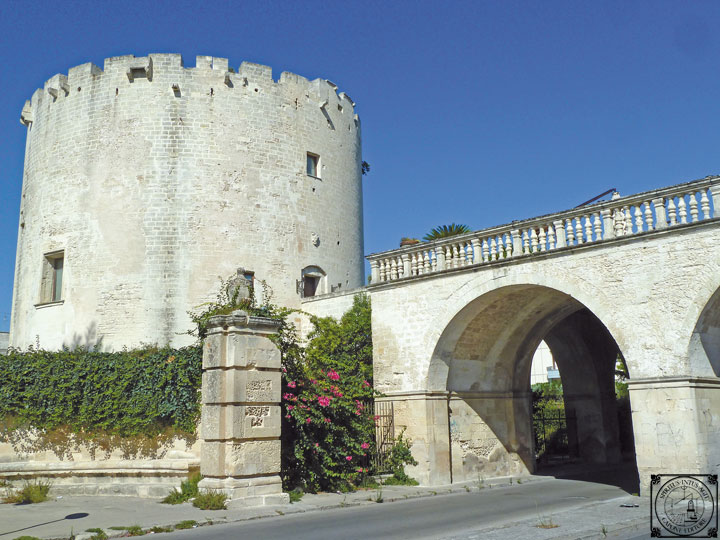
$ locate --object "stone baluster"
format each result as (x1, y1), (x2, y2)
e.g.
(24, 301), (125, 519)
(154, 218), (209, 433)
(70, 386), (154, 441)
(510, 229), (521, 256)
(701, 190), (711, 220)
(565, 218), (575, 245)
(379, 260), (386, 282)
(431, 251), (437, 272)
(390, 258), (398, 280)
(465, 241), (473, 264)
(593, 213), (603, 240)
(583, 215), (593, 242)
(538, 227), (547, 252)
(652, 198), (667, 230)
(667, 199), (677, 226)
(471, 238), (482, 264)
(402, 254), (411, 277)
(370, 260), (379, 284)
(522, 231), (530, 254)
(643, 201), (654, 231)
(634, 206), (643, 233)
(424, 251), (431, 274)
(678, 196), (687, 224)
(575, 218), (584, 244)
(601, 209), (614, 240)
(623, 206), (633, 234)
(480, 238), (488, 262)
(530, 229), (539, 252)
(488, 237), (497, 260)
(450, 244), (458, 268)
(410, 253), (418, 276)
(436, 246), (445, 271)
(547, 225), (556, 250)
(552, 220), (565, 248)
(445, 245), (453, 269)
(689, 193), (699, 223)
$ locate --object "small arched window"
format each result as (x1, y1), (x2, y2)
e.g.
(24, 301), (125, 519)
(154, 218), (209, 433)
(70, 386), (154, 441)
(300, 266), (326, 298)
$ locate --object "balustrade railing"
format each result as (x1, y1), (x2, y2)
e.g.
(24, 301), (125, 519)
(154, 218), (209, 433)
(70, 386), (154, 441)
(368, 177), (720, 284)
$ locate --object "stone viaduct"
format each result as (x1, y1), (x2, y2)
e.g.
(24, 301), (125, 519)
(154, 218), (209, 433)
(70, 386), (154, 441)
(312, 176), (720, 491)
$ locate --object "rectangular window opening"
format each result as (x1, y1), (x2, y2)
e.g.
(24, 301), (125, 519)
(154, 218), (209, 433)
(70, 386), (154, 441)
(40, 251), (64, 304)
(303, 275), (319, 297)
(306, 152), (320, 178)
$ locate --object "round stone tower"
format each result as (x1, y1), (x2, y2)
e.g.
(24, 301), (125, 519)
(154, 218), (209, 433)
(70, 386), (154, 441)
(10, 54), (364, 349)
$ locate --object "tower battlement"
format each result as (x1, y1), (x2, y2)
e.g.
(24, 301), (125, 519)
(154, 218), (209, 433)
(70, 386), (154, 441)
(21, 54), (358, 127)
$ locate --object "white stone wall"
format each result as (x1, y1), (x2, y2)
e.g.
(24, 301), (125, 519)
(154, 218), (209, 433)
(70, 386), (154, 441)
(10, 54), (364, 350)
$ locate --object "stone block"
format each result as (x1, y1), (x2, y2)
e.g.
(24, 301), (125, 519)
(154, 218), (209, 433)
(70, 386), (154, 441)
(201, 404), (280, 440)
(202, 370), (280, 404)
(200, 440), (281, 477)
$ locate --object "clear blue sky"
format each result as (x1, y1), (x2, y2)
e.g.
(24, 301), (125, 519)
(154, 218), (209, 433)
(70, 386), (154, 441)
(1, 0), (719, 332)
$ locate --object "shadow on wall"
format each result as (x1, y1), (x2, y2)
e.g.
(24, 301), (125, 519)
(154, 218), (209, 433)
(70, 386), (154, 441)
(63, 321), (104, 351)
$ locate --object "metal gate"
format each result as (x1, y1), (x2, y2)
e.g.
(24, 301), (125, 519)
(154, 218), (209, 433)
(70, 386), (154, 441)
(369, 400), (395, 473)
(533, 408), (577, 465)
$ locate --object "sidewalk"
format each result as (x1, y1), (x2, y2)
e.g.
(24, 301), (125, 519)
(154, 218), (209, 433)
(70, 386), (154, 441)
(0, 476), (649, 540)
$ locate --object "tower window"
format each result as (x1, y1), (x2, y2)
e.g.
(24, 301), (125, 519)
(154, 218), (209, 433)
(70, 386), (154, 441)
(306, 152), (320, 178)
(299, 265), (326, 298)
(40, 251), (64, 303)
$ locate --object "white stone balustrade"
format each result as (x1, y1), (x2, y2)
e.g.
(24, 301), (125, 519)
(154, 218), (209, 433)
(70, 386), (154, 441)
(368, 176), (720, 284)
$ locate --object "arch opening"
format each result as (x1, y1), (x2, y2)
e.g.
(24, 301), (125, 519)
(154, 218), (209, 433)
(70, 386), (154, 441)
(689, 287), (720, 377)
(426, 284), (639, 490)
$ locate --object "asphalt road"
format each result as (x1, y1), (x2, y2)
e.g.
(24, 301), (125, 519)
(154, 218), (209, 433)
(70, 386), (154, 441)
(169, 478), (629, 540)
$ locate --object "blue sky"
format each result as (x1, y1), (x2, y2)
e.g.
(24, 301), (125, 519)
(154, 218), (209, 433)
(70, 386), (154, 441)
(1, 0), (719, 332)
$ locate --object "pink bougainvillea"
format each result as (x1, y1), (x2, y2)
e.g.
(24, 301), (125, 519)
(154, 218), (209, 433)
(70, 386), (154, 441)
(287, 381), (296, 388)
(317, 396), (331, 407)
(345, 456), (352, 461)
(327, 370), (340, 381)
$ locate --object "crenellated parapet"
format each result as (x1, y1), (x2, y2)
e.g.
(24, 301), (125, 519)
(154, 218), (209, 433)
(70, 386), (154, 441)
(20, 53), (359, 127)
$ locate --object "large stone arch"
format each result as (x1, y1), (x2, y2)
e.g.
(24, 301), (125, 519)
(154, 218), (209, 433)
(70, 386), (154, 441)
(418, 281), (630, 484)
(423, 269), (635, 391)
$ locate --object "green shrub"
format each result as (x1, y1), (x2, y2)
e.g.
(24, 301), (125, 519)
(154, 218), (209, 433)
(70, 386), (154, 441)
(3, 480), (52, 504)
(192, 490), (227, 510)
(280, 294), (376, 493)
(149, 526), (172, 533)
(0, 345), (202, 439)
(162, 471), (201, 504)
(126, 525), (145, 536)
(287, 487), (304, 503)
(174, 520), (198, 530)
(85, 529), (108, 540)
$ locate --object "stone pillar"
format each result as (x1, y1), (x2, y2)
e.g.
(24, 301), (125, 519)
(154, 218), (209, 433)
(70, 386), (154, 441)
(198, 310), (289, 506)
(628, 377), (720, 494)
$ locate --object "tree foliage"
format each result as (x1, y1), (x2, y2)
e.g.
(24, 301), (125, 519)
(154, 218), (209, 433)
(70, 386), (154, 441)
(422, 223), (471, 242)
(0, 345), (202, 438)
(280, 294), (375, 492)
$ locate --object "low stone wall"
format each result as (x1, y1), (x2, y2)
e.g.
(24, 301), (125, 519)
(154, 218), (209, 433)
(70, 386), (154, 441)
(0, 433), (199, 497)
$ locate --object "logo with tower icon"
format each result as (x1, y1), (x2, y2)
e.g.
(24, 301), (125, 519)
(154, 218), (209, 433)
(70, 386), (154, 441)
(652, 474), (717, 537)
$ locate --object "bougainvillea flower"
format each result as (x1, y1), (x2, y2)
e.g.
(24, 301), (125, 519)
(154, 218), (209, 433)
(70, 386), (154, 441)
(287, 381), (296, 388)
(345, 456), (352, 461)
(361, 442), (370, 449)
(318, 396), (331, 407)
(327, 370), (340, 381)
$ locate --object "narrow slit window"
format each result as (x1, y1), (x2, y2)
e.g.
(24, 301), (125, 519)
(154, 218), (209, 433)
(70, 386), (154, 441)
(306, 153), (320, 178)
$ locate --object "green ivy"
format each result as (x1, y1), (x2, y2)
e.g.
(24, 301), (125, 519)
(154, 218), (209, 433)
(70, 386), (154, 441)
(0, 345), (202, 438)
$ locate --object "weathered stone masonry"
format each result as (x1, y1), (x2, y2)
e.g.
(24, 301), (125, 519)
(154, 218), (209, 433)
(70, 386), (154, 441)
(10, 53), (364, 351)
